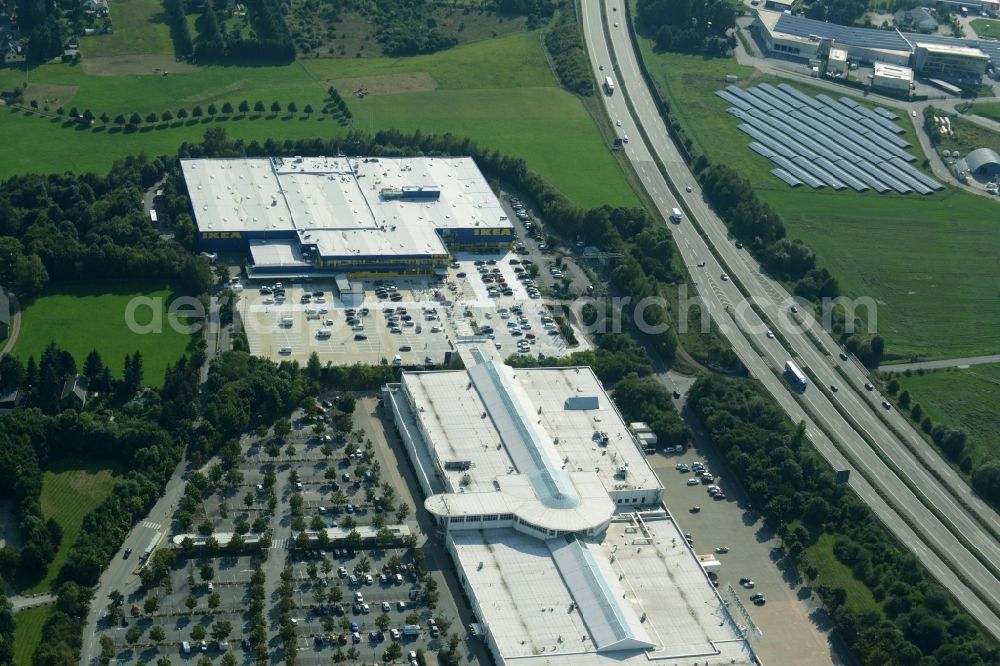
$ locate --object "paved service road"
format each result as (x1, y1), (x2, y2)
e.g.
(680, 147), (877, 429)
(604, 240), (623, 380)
(586, 0), (1000, 639)
(880, 355), (1000, 373)
(81, 295), (221, 664)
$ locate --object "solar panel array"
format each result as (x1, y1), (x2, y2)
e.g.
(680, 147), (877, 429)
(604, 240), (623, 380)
(717, 83), (943, 195)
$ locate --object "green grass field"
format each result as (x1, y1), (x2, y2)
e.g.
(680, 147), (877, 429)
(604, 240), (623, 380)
(0, 30), (637, 209)
(14, 605), (53, 665)
(79, 0), (174, 59)
(805, 533), (881, 616)
(634, 33), (1000, 360)
(12, 280), (191, 388)
(969, 102), (1000, 123)
(970, 18), (1000, 39)
(28, 459), (121, 593)
(893, 364), (1000, 470)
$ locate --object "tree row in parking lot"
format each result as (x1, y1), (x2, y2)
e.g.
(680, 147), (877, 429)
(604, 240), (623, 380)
(687, 374), (999, 665)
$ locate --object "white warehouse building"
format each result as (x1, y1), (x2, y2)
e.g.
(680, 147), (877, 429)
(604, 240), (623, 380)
(384, 348), (757, 666)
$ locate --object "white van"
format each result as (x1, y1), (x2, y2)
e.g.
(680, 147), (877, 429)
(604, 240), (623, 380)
(670, 208), (683, 223)
(182, 641), (192, 654)
(279, 346), (292, 355)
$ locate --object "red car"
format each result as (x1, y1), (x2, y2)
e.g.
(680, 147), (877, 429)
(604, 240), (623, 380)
(713, 492), (727, 501)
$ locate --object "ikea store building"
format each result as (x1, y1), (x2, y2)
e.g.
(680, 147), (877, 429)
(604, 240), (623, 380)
(181, 156), (514, 277)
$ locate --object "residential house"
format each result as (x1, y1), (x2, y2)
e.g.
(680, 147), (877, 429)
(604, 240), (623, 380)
(3, 39), (25, 66)
(0, 388), (24, 415)
(60, 374), (90, 410)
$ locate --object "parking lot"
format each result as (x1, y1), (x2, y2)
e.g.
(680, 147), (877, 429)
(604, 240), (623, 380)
(648, 449), (853, 666)
(238, 249), (588, 366)
(100, 555), (259, 664)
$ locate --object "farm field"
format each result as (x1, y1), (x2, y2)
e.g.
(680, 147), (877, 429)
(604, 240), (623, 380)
(12, 280), (191, 388)
(633, 36), (1000, 360)
(13, 604), (53, 666)
(28, 460), (121, 593)
(78, 0), (174, 59)
(0, 30), (637, 209)
(892, 364), (1000, 470)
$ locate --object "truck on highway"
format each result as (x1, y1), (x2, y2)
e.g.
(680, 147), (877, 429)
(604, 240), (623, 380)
(670, 207), (683, 223)
(603, 76), (615, 95)
(784, 360), (808, 391)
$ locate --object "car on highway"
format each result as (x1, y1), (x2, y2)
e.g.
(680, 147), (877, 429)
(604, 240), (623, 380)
(882, 400), (892, 410)
(616, 119), (622, 126)
(123, 548), (132, 559)
(735, 241), (743, 249)
(766, 329), (774, 339)
(830, 384), (838, 392)
(697, 260), (705, 267)
(686, 185), (692, 192)
(865, 382), (874, 391)
(721, 273), (729, 281)
(839, 352), (849, 360)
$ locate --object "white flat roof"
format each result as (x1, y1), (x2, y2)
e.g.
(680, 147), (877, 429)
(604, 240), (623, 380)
(829, 47), (848, 60)
(182, 158), (291, 233)
(915, 42), (989, 59)
(451, 519), (755, 665)
(874, 62), (915, 80)
(249, 240), (310, 267)
(401, 363), (660, 498)
(183, 156), (511, 258)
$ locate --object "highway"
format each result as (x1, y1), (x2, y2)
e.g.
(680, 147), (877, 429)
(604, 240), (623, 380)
(583, 0), (1000, 639)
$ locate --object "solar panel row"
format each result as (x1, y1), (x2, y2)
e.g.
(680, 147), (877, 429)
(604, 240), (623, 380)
(873, 106), (899, 121)
(725, 84), (941, 194)
(777, 83), (823, 110)
(836, 159), (891, 193)
(814, 157), (868, 192)
(890, 157), (943, 191)
(771, 155), (826, 189)
(771, 169), (803, 187)
(715, 89), (751, 110)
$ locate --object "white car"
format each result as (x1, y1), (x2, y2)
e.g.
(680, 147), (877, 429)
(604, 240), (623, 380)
(616, 119), (622, 126)
(766, 330), (774, 339)
(686, 478), (699, 486)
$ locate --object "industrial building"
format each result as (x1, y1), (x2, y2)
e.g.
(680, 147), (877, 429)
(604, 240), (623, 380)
(751, 9), (999, 86)
(384, 348), (757, 666)
(954, 147), (1000, 179)
(828, 47), (849, 75)
(872, 62), (915, 92)
(182, 156), (514, 277)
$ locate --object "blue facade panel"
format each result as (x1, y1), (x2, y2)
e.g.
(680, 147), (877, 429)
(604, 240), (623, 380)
(198, 229), (297, 252)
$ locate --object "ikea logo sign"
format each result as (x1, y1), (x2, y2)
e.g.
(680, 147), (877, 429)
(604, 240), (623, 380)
(202, 231), (243, 240)
(473, 228), (512, 237)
